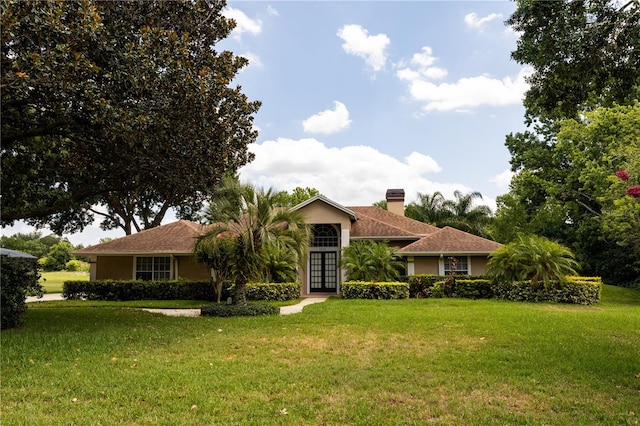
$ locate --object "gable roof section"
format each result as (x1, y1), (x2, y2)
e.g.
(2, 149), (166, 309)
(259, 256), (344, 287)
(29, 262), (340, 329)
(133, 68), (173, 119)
(74, 220), (206, 255)
(398, 226), (502, 255)
(291, 194), (357, 220)
(348, 206), (439, 238)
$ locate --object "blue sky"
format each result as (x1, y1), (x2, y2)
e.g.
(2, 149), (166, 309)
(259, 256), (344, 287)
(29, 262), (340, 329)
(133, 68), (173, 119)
(5, 1), (530, 246)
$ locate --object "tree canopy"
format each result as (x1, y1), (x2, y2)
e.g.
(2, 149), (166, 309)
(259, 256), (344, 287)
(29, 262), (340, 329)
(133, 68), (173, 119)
(496, 0), (640, 285)
(1, 0), (260, 235)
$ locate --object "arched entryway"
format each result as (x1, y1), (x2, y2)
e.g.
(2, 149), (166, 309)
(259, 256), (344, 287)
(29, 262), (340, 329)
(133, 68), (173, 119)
(309, 224), (339, 293)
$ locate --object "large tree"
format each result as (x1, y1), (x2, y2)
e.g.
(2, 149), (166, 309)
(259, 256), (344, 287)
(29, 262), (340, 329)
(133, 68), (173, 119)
(1, 0), (260, 235)
(496, 0), (640, 284)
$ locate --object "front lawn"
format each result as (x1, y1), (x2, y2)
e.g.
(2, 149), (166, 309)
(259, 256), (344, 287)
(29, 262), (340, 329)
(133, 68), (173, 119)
(40, 271), (89, 293)
(2, 285), (639, 425)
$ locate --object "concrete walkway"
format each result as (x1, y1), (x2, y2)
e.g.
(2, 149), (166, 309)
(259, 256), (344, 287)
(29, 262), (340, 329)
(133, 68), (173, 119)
(26, 294), (329, 316)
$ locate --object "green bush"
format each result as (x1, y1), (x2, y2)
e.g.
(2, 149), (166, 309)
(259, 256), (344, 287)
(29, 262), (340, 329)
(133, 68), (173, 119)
(245, 282), (299, 301)
(1, 255), (43, 330)
(492, 277), (601, 305)
(64, 259), (90, 272)
(200, 303), (279, 317)
(63, 280), (214, 301)
(404, 274), (487, 298)
(341, 281), (409, 299)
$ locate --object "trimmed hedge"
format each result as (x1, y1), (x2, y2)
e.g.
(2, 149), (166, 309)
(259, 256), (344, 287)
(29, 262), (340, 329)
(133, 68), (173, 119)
(403, 274), (487, 298)
(492, 278), (601, 305)
(63, 280), (301, 302)
(200, 303), (279, 317)
(431, 279), (493, 299)
(63, 280), (214, 301)
(341, 281), (409, 299)
(245, 282), (299, 301)
(425, 277), (601, 305)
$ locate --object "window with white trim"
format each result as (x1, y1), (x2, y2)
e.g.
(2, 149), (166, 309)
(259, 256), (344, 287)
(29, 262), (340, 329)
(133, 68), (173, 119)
(444, 256), (468, 275)
(136, 256), (171, 281)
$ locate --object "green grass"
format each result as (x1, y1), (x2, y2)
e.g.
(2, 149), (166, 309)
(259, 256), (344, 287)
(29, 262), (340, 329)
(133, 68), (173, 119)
(3, 285), (639, 425)
(40, 271), (89, 293)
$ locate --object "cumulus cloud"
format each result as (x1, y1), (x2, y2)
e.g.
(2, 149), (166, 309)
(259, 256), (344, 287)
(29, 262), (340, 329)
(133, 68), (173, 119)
(223, 7), (262, 39)
(302, 101), (352, 134)
(238, 138), (471, 206)
(337, 24), (390, 72)
(489, 169), (515, 189)
(266, 5), (279, 16)
(237, 51), (263, 70)
(464, 12), (503, 31)
(397, 46), (532, 112)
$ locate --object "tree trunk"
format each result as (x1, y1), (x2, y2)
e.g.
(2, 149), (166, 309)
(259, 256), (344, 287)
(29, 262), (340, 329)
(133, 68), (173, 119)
(233, 280), (247, 305)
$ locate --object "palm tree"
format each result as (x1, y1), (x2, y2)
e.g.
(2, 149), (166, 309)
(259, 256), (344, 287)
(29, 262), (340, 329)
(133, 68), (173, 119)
(441, 191), (493, 237)
(487, 234), (580, 289)
(197, 182), (309, 305)
(341, 240), (404, 282)
(405, 191), (448, 225)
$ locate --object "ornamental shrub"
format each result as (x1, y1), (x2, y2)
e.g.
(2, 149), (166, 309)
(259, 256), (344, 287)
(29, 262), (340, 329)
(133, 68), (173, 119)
(491, 277), (601, 305)
(341, 281), (409, 299)
(200, 303), (279, 317)
(245, 282), (299, 301)
(63, 280), (214, 301)
(404, 274), (487, 298)
(1, 255), (43, 329)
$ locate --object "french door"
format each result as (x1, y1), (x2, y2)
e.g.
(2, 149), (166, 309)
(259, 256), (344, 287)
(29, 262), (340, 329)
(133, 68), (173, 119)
(309, 251), (338, 292)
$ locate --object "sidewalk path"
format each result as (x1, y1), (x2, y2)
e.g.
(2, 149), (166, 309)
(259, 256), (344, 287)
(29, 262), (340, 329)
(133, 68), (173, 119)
(26, 294), (329, 316)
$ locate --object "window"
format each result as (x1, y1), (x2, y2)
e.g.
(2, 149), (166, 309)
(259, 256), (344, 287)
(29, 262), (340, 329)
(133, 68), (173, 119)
(136, 256), (171, 280)
(311, 224), (338, 247)
(444, 256), (468, 275)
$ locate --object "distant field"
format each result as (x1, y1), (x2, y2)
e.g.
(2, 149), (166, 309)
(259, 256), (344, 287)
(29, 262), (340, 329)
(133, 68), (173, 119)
(40, 271), (89, 293)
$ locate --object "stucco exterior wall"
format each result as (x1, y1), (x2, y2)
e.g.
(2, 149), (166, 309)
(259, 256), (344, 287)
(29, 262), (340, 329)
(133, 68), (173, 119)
(414, 257), (439, 275)
(299, 200), (352, 229)
(96, 256), (133, 280)
(470, 256), (489, 275)
(177, 256), (210, 280)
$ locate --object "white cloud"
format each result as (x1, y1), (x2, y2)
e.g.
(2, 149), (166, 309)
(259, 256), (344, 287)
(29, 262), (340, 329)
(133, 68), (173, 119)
(302, 101), (352, 134)
(266, 5), (279, 16)
(223, 7), (262, 39)
(337, 24), (390, 72)
(238, 138), (471, 206)
(237, 51), (263, 70)
(489, 169), (515, 189)
(398, 62), (532, 112)
(464, 12), (503, 31)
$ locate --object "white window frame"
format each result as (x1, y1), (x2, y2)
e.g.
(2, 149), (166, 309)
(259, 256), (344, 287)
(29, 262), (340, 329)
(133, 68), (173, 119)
(134, 256), (173, 281)
(439, 255), (470, 275)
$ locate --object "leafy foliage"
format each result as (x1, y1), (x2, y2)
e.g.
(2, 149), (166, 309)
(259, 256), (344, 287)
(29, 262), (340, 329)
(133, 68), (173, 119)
(405, 191), (493, 237)
(341, 240), (405, 282)
(497, 1), (640, 285)
(1, 0), (260, 234)
(200, 303), (279, 317)
(341, 281), (409, 299)
(63, 280), (214, 301)
(487, 235), (580, 289)
(197, 181), (309, 305)
(1, 254), (43, 329)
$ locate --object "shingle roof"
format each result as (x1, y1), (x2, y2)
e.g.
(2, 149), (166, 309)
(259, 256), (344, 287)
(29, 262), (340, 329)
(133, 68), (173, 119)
(398, 226), (502, 254)
(348, 206), (438, 238)
(73, 220), (207, 255)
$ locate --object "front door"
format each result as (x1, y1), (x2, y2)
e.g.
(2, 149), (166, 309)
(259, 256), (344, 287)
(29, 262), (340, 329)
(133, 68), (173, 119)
(309, 251), (337, 292)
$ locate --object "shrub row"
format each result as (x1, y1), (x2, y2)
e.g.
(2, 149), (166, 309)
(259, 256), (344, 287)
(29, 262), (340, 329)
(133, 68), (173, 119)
(63, 280), (301, 302)
(63, 280), (214, 301)
(245, 282), (299, 301)
(200, 303), (279, 317)
(425, 277), (601, 305)
(341, 281), (409, 299)
(403, 274), (487, 298)
(492, 278), (601, 305)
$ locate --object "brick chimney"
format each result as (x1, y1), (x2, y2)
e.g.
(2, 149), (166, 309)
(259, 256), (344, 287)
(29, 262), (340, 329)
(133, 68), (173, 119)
(385, 188), (405, 216)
